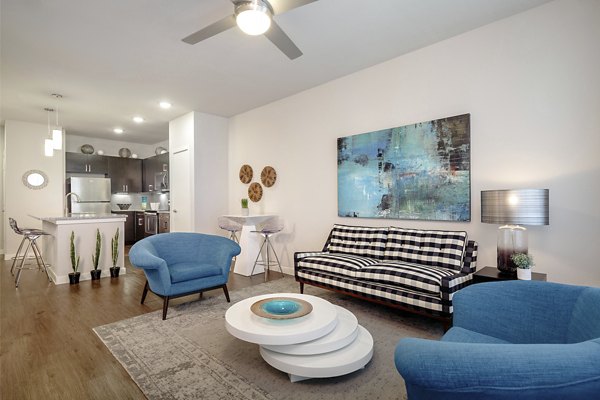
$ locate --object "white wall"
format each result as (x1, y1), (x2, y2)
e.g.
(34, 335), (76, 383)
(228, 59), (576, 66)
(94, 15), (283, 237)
(169, 112), (229, 234)
(3, 121), (64, 257)
(228, 0), (600, 286)
(193, 113), (229, 234)
(0, 128), (5, 254)
(66, 134), (168, 159)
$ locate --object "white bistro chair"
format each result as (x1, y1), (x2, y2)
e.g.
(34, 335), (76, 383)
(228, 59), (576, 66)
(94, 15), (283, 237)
(9, 217), (51, 288)
(218, 216), (243, 243)
(250, 217), (284, 281)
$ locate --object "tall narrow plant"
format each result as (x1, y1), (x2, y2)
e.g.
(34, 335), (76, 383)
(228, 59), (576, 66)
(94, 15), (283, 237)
(111, 228), (119, 268)
(91, 228), (101, 271)
(70, 231), (80, 273)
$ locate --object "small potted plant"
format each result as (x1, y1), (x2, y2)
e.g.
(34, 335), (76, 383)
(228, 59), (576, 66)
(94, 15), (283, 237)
(110, 228), (120, 278)
(90, 228), (102, 280)
(68, 231), (81, 284)
(511, 253), (534, 280)
(241, 198), (249, 216)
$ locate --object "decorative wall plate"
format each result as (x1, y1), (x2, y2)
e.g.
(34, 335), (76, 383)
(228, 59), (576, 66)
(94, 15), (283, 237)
(248, 182), (263, 202)
(250, 297), (313, 320)
(239, 164), (253, 184)
(261, 166), (277, 187)
(80, 144), (94, 154)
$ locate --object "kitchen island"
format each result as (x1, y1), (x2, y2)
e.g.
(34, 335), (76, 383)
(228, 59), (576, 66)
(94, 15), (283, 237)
(34, 214), (126, 284)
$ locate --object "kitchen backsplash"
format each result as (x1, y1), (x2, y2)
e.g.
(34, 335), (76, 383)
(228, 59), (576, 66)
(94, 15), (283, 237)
(111, 192), (169, 211)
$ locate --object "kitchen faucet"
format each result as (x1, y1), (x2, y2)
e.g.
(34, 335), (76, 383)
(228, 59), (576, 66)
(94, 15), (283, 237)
(65, 192), (80, 215)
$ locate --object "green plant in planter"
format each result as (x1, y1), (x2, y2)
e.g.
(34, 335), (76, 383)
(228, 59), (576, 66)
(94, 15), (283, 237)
(111, 228), (119, 268)
(70, 231), (80, 273)
(241, 198), (249, 209)
(92, 228), (101, 271)
(109, 228), (121, 278)
(511, 253), (534, 269)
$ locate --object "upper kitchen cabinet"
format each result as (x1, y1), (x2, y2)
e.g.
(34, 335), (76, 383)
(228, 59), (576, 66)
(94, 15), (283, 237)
(142, 152), (169, 192)
(107, 156), (142, 193)
(66, 152), (108, 175)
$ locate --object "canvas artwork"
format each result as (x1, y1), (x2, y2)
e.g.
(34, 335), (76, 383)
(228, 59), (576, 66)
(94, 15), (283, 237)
(337, 114), (471, 221)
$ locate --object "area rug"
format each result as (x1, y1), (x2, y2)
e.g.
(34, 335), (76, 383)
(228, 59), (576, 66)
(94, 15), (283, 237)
(94, 277), (443, 400)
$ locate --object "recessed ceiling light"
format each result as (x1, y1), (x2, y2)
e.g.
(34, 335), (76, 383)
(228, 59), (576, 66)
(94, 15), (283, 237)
(133, 116), (144, 123)
(159, 101), (172, 109)
(114, 128), (124, 134)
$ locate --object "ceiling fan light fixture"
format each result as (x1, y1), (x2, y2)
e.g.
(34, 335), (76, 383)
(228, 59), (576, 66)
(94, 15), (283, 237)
(236, 1), (272, 36)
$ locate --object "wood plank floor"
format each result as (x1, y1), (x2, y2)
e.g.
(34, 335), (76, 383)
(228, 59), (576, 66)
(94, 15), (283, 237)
(0, 251), (283, 399)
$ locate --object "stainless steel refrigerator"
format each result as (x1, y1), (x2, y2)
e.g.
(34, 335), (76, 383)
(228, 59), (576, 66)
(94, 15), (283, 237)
(66, 177), (111, 214)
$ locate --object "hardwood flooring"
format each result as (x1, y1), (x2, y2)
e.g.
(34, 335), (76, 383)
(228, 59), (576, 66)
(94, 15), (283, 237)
(0, 251), (283, 399)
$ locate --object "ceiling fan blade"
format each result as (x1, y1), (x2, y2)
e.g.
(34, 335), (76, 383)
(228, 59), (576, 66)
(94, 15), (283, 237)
(267, 0), (318, 15)
(264, 20), (302, 60)
(182, 15), (237, 44)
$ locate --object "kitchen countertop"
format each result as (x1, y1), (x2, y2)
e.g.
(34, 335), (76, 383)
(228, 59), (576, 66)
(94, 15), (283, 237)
(31, 214), (128, 224)
(112, 209), (170, 213)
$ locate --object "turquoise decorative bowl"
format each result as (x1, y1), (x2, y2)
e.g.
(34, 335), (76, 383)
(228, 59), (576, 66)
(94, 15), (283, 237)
(262, 299), (300, 315)
(251, 297), (313, 320)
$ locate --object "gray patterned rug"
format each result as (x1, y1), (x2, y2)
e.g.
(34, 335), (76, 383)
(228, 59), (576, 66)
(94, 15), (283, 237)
(94, 277), (443, 400)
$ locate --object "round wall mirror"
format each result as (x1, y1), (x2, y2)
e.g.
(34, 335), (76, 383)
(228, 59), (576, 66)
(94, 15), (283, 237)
(22, 170), (49, 190)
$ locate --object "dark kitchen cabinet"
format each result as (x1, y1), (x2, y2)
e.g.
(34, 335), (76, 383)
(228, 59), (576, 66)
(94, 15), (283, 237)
(135, 212), (146, 242)
(107, 156), (142, 193)
(112, 211), (135, 245)
(142, 152), (169, 192)
(66, 152), (108, 174)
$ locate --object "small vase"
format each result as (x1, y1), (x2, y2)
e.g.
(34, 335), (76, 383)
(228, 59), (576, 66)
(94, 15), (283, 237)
(90, 269), (102, 280)
(110, 266), (121, 278)
(517, 268), (532, 280)
(68, 272), (81, 284)
(241, 208), (249, 216)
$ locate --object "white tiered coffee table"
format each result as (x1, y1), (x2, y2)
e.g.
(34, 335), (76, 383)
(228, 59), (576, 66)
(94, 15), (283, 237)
(225, 293), (373, 382)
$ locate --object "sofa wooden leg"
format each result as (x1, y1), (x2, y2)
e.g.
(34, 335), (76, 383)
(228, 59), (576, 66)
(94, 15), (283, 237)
(299, 282), (304, 294)
(141, 281), (149, 304)
(223, 285), (230, 302)
(442, 318), (452, 332)
(199, 292), (203, 300)
(162, 297), (170, 320)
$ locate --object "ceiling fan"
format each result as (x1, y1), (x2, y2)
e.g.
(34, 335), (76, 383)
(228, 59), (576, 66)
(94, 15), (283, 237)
(182, 0), (317, 60)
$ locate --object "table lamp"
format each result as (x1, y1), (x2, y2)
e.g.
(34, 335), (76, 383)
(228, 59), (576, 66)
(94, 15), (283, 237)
(481, 189), (549, 274)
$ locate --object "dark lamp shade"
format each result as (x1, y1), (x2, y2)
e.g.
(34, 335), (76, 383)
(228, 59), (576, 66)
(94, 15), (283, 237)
(481, 189), (549, 226)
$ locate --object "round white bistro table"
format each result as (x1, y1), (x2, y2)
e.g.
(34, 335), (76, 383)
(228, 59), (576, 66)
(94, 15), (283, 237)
(225, 293), (373, 382)
(221, 214), (276, 277)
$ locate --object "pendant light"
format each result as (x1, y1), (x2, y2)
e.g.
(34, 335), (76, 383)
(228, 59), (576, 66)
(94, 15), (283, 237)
(44, 107), (54, 157)
(51, 94), (63, 150)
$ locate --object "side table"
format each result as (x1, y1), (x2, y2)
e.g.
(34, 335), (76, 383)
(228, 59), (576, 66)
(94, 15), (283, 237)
(473, 266), (547, 283)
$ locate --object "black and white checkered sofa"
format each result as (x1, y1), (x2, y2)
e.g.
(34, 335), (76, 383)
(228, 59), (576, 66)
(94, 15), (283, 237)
(294, 224), (478, 321)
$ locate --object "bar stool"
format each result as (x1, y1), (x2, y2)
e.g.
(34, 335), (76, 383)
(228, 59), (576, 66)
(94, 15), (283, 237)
(9, 218), (51, 288)
(251, 217), (284, 281)
(218, 216), (242, 243)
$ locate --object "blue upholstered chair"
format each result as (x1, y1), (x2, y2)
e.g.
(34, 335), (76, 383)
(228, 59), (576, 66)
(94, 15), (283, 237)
(129, 232), (241, 320)
(395, 281), (600, 399)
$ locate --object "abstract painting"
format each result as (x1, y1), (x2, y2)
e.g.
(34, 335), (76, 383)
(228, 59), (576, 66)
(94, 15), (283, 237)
(337, 114), (470, 221)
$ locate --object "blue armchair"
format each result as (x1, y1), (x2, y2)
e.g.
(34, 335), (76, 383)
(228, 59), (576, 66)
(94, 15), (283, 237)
(395, 281), (600, 399)
(129, 232), (241, 320)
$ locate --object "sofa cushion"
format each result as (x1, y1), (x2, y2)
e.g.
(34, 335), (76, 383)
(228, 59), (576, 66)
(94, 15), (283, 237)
(169, 262), (222, 283)
(355, 261), (457, 296)
(383, 228), (467, 271)
(327, 224), (389, 259)
(297, 253), (379, 278)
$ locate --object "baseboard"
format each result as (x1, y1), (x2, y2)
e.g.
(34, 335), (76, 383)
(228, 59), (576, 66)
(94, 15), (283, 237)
(281, 265), (294, 276)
